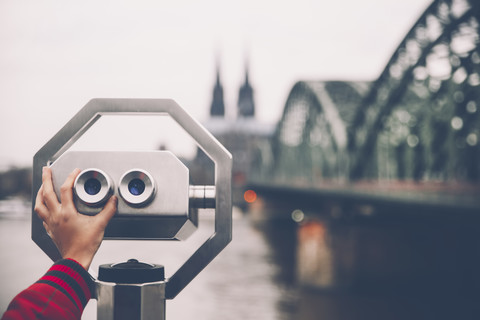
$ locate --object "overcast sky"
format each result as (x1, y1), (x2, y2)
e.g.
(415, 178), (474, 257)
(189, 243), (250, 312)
(0, 0), (432, 169)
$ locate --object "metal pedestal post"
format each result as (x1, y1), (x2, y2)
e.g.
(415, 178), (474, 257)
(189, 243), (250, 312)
(96, 259), (166, 320)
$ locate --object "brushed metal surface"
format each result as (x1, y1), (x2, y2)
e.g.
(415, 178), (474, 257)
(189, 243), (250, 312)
(51, 151), (189, 217)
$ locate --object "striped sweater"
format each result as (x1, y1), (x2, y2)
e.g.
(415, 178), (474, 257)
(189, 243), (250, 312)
(2, 259), (93, 320)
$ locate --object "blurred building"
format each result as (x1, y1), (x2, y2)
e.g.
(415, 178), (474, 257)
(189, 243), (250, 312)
(190, 64), (274, 208)
(0, 167), (32, 199)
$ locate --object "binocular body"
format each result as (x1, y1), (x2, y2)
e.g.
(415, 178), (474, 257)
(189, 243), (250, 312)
(50, 150), (198, 240)
(33, 98), (232, 299)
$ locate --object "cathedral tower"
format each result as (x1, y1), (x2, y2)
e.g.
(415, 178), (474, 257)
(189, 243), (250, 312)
(237, 65), (255, 117)
(210, 65), (225, 117)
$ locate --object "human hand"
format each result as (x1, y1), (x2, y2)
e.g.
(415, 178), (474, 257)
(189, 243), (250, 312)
(34, 167), (117, 270)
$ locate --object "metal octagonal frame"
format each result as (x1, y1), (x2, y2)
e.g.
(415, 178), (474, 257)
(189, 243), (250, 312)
(32, 98), (232, 299)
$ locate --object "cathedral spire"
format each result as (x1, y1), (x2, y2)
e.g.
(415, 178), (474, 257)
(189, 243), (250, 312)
(210, 63), (225, 117)
(237, 63), (255, 117)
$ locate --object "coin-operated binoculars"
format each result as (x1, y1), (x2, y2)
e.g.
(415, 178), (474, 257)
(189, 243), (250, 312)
(32, 99), (232, 320)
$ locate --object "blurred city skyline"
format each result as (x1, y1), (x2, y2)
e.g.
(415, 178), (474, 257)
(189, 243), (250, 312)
(0, 0), (431, 169)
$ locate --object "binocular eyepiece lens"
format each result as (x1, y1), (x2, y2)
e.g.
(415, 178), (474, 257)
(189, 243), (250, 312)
(84, 178), (102, 195)
(128, 178), (145, 196)
(119, 169), (156, 207)
(74, 169), (113, 207)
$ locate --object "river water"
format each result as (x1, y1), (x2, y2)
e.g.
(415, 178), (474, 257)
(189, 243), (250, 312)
(1, 199), (480, 319)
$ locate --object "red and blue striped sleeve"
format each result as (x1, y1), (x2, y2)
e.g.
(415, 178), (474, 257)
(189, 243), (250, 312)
(1, 259), (94, 320)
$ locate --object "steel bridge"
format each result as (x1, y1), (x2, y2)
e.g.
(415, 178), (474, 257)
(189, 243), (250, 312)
(248, 0), (480, 218)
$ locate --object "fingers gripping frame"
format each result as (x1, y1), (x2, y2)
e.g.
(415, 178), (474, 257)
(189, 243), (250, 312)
(32, 99), (232, 299)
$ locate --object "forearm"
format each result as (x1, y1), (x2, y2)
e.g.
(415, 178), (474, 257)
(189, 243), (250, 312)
(2, 259), (93, 320)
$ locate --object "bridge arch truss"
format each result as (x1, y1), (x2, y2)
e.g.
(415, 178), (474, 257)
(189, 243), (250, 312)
(350, 0), (480, 182)
(268, 0), (480, 186)
(271, 81), (369, 185)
